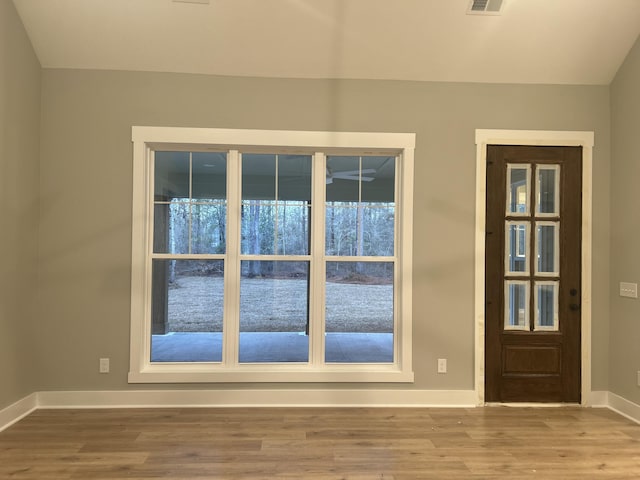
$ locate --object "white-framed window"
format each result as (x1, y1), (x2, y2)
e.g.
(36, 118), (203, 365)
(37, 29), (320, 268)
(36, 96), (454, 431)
(129, 127), (415, 383)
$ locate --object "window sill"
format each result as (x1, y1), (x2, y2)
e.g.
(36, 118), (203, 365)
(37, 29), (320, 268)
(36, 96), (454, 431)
(128, 365), (415, 383)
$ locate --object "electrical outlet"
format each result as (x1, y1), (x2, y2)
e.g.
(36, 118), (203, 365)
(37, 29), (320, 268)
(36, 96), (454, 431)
(99, 358), (110, 374)
(437, 358), (447, 374)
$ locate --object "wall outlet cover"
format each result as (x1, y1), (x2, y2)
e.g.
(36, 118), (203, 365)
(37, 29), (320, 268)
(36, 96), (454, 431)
(99, 358), (110, 374)
(437, 358), (447, 374)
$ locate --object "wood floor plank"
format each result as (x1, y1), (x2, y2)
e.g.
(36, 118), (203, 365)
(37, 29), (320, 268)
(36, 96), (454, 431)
(0, 406), (638, 479)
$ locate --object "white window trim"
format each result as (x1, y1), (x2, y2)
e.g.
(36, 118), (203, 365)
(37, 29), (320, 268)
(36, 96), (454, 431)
(129, 127), (415, 383)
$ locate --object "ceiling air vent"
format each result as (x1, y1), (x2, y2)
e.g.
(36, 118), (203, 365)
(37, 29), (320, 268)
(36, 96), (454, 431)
(467, 0), (504, 15)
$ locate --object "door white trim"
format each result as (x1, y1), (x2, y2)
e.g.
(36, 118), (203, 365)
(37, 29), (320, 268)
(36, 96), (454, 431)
(474, 129), (594, 405)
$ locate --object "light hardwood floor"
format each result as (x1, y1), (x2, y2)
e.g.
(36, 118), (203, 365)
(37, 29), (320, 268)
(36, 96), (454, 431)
(1, 406), (639, 479)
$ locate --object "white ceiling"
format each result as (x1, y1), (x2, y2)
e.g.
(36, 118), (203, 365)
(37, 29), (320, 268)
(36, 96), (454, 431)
(12, 0), (640, 85)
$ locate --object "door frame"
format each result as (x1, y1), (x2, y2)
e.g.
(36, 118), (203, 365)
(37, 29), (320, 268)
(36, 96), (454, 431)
(474, 129), (594, 406)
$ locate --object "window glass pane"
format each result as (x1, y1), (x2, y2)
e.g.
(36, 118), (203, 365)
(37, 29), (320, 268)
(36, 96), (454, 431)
(325, 262), (394, 363)
(535, 281), (559, 331)
(192, 152), (227, 199)
(505, 221), (529, 274)
(241, 201), (276, 255)
(155, 151), (190, 200)
(507, 164), (530, 215)
(151, 260), (224, 362)
(191, 201), (226, 254)
(504, 281), (529, 330)
(239, 261), (309, 363)
(326, 204), (395, 257)
(277, 154), (311, 255)
(242, 153), (276, 200)
(154, 152), (191, 252)
(536, 222), (559, 275)
(326, 204), (356, 256)
(361, 156), (395, 203)
(154, 202), (189, 254)
(241, 154), (274, 255)
(242, 154), (310, 255)
(326, 156), (359, 202)
(537, 165), (560, 215)
(154, 152), (227, 254)
(278, 154), (311, 202)
(362, 206), (395, 256)
(276, 202), (310, 255)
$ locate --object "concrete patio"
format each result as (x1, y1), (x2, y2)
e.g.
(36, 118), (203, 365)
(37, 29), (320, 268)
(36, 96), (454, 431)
(151, 332), (393, 363)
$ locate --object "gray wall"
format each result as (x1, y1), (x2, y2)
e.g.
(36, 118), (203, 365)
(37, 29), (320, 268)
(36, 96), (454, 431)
(610, 34), (640, 404)
(36, 69), (611, 393)
(0, 0), (41, 410)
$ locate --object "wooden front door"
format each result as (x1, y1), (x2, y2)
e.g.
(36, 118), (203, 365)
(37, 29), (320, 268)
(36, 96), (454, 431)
(485, 145), (582, 403)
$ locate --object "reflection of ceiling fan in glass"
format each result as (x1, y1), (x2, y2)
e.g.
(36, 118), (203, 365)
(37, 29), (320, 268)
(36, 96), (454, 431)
(326, 167), (376, 184)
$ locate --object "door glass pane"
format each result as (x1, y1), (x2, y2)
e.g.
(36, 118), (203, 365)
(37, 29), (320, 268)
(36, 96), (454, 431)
(506, 164), (530, 215)
(536, 222), (559, 275)
(535, 281), (559, 331)
(150, 260), (224, 363)
(504, 281), (529, 330)
(325, 261), (394, 363)
(505, 221), (529, 275)
(536, 165), (560, 215)
(239, 261), (309, 363)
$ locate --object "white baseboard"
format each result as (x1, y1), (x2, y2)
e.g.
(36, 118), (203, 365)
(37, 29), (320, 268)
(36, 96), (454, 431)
(0, 393), (38, 432)
(37, 389), (478, 408)
(607, 391), (640, 425)
(2, 389), (638, 429)
(588, 390), (609, 407)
